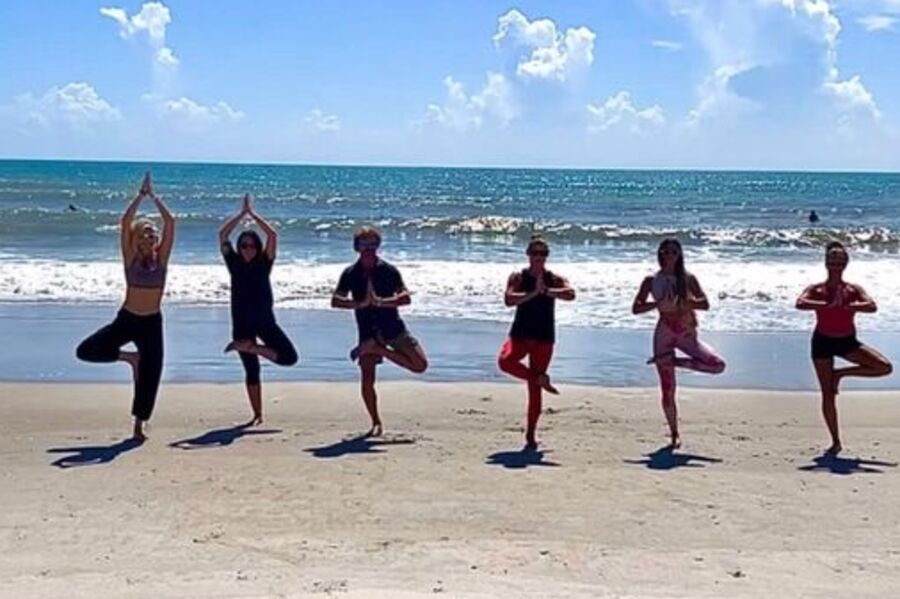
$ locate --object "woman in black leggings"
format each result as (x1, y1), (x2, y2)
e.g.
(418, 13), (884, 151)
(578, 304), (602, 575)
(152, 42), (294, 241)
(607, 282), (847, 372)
(76, 172), (175, 441)
(220, 194), (298, 424)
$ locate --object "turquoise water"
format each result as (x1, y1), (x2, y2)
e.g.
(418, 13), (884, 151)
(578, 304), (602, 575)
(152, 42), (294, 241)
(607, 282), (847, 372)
(2, 159), (900, 332)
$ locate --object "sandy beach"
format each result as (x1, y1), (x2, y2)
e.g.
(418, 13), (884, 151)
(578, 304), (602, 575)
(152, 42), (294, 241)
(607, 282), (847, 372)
(2, 381), (899, 598)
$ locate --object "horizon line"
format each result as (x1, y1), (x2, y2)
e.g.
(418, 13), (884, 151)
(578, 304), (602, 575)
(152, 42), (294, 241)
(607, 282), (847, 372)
(1, 156), (899, 176)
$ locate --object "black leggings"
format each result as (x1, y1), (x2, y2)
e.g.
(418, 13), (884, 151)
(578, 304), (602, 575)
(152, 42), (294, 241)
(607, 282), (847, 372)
(233, 320), (298, 385)
(76, 309), (164, 421)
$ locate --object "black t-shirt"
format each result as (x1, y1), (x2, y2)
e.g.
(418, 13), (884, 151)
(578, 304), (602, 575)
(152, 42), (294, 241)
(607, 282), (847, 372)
(223, 242), (275, 327)
(509, 269), (561, 343)
(336, 259), (407, 341)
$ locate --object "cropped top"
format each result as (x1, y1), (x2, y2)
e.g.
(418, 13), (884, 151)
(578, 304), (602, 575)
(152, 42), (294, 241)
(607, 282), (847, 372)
(126, 258), (167, 289)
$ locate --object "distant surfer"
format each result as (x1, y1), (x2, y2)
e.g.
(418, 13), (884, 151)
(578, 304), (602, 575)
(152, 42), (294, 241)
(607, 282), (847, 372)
(808, 210), (819, 224)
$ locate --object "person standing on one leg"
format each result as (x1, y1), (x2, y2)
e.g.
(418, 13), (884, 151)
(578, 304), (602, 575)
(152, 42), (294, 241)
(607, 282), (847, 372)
(796, 241), (892, 455)
(497, 235), (575, 450)
(331, 226), (428, 436)
(220, 194), (299, 425)
(75, 172), (176, 441)
(632, 238), (726, 449)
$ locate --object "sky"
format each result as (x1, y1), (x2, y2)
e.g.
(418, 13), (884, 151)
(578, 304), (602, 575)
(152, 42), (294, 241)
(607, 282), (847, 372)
(1, 0), (899, 170)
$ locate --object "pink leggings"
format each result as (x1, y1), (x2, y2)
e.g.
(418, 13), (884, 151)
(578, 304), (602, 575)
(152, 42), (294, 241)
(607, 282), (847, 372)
(653, 321), (726, 407)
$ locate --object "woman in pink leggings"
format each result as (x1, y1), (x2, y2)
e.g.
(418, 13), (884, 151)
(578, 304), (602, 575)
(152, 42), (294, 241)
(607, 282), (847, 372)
(632, 238), (726, 448)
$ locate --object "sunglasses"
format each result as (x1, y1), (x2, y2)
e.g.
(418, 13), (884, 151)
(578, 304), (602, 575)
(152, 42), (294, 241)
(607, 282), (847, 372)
(528, 250), (549, 257)
(356, 240), (380, 251)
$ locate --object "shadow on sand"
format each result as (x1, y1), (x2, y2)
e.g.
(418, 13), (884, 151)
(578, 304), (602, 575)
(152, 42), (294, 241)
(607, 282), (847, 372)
(47, 437), (144, 468)
(169, 423), (282, 450)
(624, 445), (723, 471)
(486, 446), (560, 469)
(304, 433), (417, 459)
(798, 452), (898, 475)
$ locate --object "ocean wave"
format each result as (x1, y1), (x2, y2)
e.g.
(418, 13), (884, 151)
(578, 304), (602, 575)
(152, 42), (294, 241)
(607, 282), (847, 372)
(3, 207), (900, 251)
(2, 258), (899, 332)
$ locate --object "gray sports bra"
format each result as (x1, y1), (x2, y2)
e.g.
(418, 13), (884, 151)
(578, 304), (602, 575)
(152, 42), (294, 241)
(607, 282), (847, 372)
(126, 258), (167, 289)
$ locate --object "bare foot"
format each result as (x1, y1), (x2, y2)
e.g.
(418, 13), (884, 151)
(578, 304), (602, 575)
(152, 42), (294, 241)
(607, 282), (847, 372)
(825, 442), (842, 456)
(132, 419), (147, 442)
(525, 434), (538, 450)
(234, 339), (254, 353)
(365, 423), (383, 438)
(121, 352), (140, 379)
(833, 372), (843, 396)
(349, 345), (361, 362)
(669, 435), (682, 450)
(246, 414), (263, 427)
(537, 374), (559, 395)
(647, 352), (675, 366)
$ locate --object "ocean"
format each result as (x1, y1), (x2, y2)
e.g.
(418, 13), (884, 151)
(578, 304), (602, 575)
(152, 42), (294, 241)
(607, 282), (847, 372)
(3, 159), (900, 333)
(2, 160), (900, 388)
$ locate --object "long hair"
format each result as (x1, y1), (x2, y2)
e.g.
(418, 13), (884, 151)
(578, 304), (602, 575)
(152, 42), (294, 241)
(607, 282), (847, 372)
(236, 230), (264, 262)
(130, 218), (158, 257)
(657, 238), (687, 305)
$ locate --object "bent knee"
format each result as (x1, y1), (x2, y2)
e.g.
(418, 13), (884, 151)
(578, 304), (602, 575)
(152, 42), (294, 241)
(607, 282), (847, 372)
(711, 359), (726, 374)
(411, 359), (428, 374)
(880, 360), (893, 376)
(278, 352), (299, 367)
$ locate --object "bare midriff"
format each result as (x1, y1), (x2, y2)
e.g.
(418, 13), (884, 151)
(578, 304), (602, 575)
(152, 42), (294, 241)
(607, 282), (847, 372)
(123, 286), (164, 315)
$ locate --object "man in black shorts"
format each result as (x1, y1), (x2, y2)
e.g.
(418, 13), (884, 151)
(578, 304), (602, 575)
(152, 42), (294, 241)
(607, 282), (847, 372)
(331, 226), (428, 436)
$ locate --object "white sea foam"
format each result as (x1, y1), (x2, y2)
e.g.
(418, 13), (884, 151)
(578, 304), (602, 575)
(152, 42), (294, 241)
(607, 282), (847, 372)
(2, 258), (899, 332)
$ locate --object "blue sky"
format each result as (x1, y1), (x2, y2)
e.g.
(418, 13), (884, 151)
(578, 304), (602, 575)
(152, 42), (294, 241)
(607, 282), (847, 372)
(1, 0), (899, 170)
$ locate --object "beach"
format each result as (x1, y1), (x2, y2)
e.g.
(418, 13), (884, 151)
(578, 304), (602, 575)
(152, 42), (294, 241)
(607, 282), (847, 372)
(2, 381), (899, 598)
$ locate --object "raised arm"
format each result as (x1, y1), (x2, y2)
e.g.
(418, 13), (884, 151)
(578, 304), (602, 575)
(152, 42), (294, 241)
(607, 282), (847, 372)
(686, 274), (710, 311)
(796, 284), (827, 311)
(632, 276), (657, 315)
(245, 195), (278, 261)
(219, 197), (248, 253)
(120, 173), (150, 263)
(546, 275), (576, 301)
(153, 194), (176, 265)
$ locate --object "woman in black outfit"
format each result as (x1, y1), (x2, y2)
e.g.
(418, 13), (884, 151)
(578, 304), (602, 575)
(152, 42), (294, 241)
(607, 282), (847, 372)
(220, 194), (298, 424)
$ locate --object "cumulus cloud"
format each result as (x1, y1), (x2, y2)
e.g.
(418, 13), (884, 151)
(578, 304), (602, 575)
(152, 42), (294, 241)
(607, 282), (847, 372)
(305, 109), (341, 131)
(856, 14), (898, 29)
(652, 40), (684, 51)
(493, 9), (596, 82)
(672, 0), (880, 123)
(101, 2), (178, 67)
(421, 72), (518, 132)
(587, 91), (666, 132)
(146, 95), (244, 122)
(11, 82), (121, 130)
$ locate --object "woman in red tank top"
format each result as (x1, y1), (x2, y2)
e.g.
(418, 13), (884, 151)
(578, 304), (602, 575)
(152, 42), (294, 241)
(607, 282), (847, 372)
(796, 241), (893, 455)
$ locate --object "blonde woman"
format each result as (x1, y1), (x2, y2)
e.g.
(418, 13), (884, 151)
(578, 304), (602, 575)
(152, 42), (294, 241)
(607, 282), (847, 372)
(76, 173), (175, 441)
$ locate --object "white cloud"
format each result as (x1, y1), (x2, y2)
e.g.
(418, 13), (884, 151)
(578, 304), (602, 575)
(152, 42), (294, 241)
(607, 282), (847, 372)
(11, 82), (121, 130)
(493, 9), (596, 82)
(305, 109), (341, 131)
(156, 47), (179, 66)
(587, 91), (666, 132)
(421, 72), (518, 132)
(856, 14), (898, 29)
(672, 0), (881, 123)
(652, 39), (684, 51)
(824, 74), (881, 116)
(101, 2), (178, 67)
(147, 96), (244, 122)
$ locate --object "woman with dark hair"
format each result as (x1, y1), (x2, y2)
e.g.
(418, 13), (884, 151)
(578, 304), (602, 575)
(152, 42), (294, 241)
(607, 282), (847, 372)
(498, 235), (575, 449)
(220, 194), (298, 425)
(632, 238), (726, 448)
(76, 172), (175, 441)
(796, 241), (892, 454)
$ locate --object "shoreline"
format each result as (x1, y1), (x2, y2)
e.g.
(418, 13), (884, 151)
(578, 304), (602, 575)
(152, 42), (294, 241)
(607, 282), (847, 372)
(2, 302), (899, 390)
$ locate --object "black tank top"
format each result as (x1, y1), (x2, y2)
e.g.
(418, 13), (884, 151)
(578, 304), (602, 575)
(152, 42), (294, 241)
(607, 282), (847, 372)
(509, 269), (558, 343)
